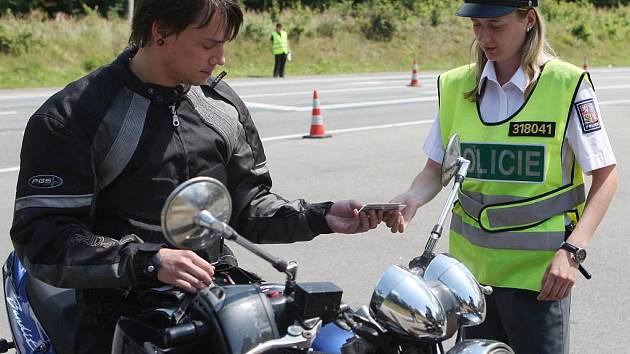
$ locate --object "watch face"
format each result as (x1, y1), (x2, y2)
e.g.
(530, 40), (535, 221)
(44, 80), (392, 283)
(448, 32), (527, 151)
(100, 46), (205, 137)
(575, 248), (587, 263)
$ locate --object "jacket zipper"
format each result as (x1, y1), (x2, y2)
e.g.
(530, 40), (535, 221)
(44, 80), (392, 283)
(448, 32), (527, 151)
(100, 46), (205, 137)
(170, 101), (189, 179)
(169, 104), (180, 127)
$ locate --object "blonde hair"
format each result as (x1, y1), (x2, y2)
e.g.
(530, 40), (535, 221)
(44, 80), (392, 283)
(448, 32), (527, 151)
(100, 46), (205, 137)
(464, 7), (556, 102)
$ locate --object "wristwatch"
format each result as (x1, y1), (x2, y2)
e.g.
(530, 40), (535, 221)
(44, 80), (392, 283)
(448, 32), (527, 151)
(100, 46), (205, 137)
(560, 242), (587, 264)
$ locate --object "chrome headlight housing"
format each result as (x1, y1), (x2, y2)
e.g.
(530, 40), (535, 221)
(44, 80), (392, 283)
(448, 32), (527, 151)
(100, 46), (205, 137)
(369, 265), (447, 339)
(423, 254), (486, 328)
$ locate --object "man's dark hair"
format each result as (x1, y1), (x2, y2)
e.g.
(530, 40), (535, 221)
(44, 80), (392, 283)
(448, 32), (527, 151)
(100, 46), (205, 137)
(129, 0), (243, 47)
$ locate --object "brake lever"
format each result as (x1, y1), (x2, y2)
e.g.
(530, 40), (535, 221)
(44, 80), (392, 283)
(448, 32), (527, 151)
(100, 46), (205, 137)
(243, 321), (322, 354)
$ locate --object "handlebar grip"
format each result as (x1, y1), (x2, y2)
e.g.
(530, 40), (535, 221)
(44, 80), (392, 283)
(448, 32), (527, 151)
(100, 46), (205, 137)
(163, 320), (209, 347)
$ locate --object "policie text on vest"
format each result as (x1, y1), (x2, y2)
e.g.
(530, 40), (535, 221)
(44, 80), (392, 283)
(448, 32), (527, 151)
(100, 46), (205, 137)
(461, 143), (545, 183)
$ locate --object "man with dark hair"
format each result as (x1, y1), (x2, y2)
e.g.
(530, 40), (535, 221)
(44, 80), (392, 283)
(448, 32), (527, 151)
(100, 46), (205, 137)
(11, 1), (380, 352)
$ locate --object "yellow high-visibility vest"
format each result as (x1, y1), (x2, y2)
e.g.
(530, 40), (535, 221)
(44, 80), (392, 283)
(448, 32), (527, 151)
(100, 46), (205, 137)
(271, 31), (288, 55)
(439, 60), (589, 291)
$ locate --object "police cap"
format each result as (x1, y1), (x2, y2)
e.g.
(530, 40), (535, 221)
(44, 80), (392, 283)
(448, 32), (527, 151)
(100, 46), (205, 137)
(456, 0), (538, 18)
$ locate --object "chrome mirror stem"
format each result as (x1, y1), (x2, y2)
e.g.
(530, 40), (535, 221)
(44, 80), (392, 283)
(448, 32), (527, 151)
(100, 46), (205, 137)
(197, 210), (298, 292)
(411, 158), (470, 272)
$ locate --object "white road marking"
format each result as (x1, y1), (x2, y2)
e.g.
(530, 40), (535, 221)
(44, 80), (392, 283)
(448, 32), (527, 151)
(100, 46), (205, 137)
(0, 91), (57, 100)
(0, 79), (626, 102)
(240, 85), (435, 99)
(244, 102), (298, 111)
(0, 120), (434, 174)
(0, 111), (17, 116)
(246, 96), (437, 112)
(226, 74), (435, 87)
(0, 167), (19, 173)
(599, 99), (630, 105)
(262, 120), (433, 142)
(596, 84), (630, 90)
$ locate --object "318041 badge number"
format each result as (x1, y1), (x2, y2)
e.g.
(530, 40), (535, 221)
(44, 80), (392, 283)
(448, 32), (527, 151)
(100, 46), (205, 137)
(508, 121), (556, 138)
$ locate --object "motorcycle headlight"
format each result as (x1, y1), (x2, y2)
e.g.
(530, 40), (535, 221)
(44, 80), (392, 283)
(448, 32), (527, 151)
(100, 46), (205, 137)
(369, 265), (447, 339)
(423, 254), (486, 328)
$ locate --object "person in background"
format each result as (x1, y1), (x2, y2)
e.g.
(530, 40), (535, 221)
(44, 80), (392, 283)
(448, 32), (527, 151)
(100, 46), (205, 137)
(271, 22), (289, 78)
(385, 1), (618, 353)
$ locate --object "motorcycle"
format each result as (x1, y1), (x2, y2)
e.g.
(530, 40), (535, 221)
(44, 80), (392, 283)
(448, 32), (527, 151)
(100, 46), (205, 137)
(0, 134), (514, 354)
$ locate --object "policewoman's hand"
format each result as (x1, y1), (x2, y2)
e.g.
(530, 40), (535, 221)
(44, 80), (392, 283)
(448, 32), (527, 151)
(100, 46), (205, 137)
(537, 249), (578, 301)
(156, 248), (214, 293)
(384, 190), (422, 233)
(326, 200), (383, 234)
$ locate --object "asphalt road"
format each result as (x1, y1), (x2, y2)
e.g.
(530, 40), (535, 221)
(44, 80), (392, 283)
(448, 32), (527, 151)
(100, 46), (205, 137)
(0, 68), (629, 353)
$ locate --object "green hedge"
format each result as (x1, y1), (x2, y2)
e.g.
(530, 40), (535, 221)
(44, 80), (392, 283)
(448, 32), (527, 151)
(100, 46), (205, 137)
(2, 0), (629, 17)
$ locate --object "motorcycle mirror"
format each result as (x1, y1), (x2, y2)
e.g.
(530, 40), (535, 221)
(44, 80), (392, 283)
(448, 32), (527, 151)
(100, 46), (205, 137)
(441, 134), (461, 187)
(161, 177), (232, 250)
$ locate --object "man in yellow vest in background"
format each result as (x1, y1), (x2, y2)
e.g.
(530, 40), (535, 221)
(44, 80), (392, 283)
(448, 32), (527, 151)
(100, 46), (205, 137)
(270, 23), (289, 78)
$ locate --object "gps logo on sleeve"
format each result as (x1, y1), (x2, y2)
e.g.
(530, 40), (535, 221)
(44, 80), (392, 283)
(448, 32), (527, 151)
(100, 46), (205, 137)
(575, 99), (601, 134)
(28, 175), (63, 189)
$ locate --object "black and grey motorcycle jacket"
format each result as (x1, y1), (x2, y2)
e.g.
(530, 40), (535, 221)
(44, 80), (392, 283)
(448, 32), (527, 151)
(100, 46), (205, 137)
(10, 48), (333, 290)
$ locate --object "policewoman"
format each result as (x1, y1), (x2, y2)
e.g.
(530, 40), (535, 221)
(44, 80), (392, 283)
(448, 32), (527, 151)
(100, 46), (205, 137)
(386, 0), (618, 353)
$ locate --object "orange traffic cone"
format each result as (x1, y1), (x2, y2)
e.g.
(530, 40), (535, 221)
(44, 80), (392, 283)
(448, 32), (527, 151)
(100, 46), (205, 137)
(408, 60), (421, 87)
(583, 57), (589, 71)
(304, 90), (331, 139)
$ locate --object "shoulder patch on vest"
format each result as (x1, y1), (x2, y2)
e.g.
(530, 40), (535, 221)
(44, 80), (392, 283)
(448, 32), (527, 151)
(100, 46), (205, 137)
(508, 122), (556, 138)
(575, 99), (601, 134)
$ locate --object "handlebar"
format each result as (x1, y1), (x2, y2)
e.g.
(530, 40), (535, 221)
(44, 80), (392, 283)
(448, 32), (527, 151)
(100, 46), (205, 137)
(162, 320), (209, 347)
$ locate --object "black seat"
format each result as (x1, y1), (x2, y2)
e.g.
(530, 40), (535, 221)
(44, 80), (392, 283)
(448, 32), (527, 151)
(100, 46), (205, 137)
(26, 274), (77, 354)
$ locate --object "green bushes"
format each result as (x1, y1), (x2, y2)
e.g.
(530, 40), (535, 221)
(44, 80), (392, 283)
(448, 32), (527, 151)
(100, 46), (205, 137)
(360, 13), (396, 41)
(571, 23), (591, 41)
(1, 0), (630, 88)
(0, 25), (39, 55)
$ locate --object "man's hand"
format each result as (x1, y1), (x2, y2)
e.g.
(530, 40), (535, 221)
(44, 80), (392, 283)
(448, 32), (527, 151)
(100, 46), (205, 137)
(537, 249), (578, 301)
(326, 200), (382, 234)
(156, 249), (214, 293)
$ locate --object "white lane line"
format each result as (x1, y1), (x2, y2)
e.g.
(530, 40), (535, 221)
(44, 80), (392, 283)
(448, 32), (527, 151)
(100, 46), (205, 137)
(227, 74), (436, 87)
(240, 85), (436, 99)
(0, 120), (434, 173)
(0, 91), (57, 100)
(0, 111), (17, 116)
(599, 99), (630, 105)
(246, 96), (437, 112)
(317, 97), (437, 111)
(0, 81), (624, 102)
(596, 84), (630, 90)
(244, 102), (299, 111)
(262, 120), (433, 142)
(0, 167), (19, 173)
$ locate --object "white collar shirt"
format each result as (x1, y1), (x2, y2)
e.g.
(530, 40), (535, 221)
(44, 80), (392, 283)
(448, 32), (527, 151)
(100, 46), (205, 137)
(478, 60), (529, 122)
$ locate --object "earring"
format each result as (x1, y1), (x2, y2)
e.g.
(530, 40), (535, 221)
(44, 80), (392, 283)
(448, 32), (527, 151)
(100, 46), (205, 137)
(157, 38), (165, 46)
(526, 27), (532, 33)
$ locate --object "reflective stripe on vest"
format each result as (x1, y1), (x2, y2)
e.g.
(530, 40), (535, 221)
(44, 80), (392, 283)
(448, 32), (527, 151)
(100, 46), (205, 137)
(451, 212), (565, 251)
(271, 31), (288, 55)
(458, 184), (585, 230)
